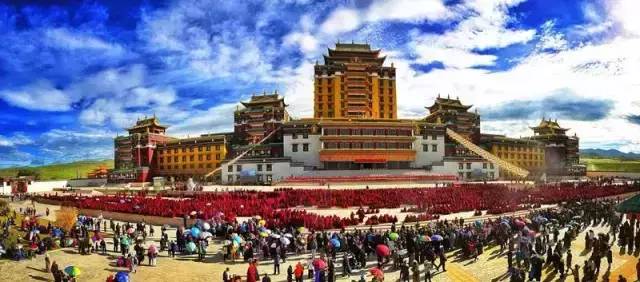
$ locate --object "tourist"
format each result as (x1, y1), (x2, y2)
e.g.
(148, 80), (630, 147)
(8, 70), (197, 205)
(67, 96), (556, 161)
(247, 260), (259, 282)
(223, 267), (231, 282)
(424, 259), (432, 282)
(44, 254), (50, 272)
(262, 274), (271, 282)
(273, 248), (281, 275)
(411, 261), (420, 282)
(287, 264), (293, 282)
(294, 261), (304, 282)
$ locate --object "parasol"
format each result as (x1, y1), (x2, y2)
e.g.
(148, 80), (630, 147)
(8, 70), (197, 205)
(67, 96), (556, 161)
(190, 227), (201, 238)
(330, 238), (341, 248)
(430, 235), (443, 241)
(312, 258), (327, 270)
(64, 266), (81, 277)
(376, 244), (390, 257)
(389, 232), (399, 241)
(186, 242), (196, 253)
(270, 234), (281, 239)
(202, 222), (211, 230)
(115, 271), (129, 282)
(369, 267), (384, 278)
(280, 237), (291, 246)
(200, 232), (213, 239)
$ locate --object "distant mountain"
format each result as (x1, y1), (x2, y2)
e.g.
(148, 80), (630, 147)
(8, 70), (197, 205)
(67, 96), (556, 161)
(581, 149), (640, 160)
(0, 159), (113, 180)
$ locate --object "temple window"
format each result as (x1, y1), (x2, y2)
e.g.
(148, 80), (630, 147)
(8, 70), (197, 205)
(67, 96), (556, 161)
(303, 144), (309, 152)
(432, 144), (438, 152)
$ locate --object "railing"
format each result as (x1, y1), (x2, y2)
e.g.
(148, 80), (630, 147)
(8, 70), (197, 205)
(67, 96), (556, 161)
(446, 128), (530, 178)
(203, 127), (281, 179)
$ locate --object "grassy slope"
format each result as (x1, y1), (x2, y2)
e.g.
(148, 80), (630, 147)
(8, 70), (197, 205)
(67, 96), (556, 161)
(581, 157), (640, 172)
(0, 159), (114, 180)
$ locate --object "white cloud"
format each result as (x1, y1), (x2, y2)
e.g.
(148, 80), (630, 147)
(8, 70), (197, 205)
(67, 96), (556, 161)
(535, 20), (568, 51)
(412, 45), (497, 68)
(414, 0), (535, 51)
(607, 0), (640, 36)
(283, 31), (319, 53)
(0, 80), (72, 111)
(169, 103), (238, 137)
(366, 0), (453, 23)
(320, 8), (361, 35)
(44, 28), (125, 55)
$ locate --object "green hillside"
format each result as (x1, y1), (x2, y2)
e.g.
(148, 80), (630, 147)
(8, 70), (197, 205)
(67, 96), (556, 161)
(0, 160), (114, 180)
(581, 158), (640, 172)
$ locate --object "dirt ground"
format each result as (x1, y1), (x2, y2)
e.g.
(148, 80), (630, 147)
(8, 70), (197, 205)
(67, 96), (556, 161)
(1, 199), (639, 281)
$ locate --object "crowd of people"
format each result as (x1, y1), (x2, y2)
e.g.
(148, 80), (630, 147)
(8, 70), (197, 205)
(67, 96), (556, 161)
(215, 197), (640, 282)
(35, 182), (640, 231)
(2, 180), (640, 281)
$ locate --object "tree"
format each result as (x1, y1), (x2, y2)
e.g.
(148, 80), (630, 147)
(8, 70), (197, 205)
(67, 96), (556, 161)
(55, 207), (78, 231)
(16, 168), (40, 180)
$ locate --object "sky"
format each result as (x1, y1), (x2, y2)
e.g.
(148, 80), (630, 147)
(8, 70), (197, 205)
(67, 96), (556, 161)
(0, 0), (639, 167)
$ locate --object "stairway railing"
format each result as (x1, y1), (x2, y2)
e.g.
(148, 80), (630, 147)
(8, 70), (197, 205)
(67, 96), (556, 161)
(445, 128), (530, 178)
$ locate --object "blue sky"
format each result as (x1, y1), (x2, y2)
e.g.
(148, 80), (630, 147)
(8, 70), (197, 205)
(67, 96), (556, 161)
(0, 0), (639, 167)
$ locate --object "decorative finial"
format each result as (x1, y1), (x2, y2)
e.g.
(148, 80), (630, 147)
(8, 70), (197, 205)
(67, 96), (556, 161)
(447, 94), (450, 99)
(456, 96), (459, 100)
(437, 93), (440, 98)
(274, 89), (278, 95)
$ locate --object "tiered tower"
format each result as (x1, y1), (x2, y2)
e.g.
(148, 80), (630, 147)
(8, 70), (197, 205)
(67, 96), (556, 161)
(314, 43), (396, 119)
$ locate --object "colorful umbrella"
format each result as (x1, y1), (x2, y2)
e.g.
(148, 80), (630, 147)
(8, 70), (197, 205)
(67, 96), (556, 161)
(297, 226), (306, 233)
(190, 227), (201, 238)
(186, 242), (196, 253)
(64, 266), (81, 277)
(514, 220), (525, 229)
(376, 244), (390, 257)
(312, 258), (327, 270)
(389, 232), (399, 241)
(259, 232), (269, 237)
(430, 235), (443, 241)
(115, 271), (129, 282)
(258, 219), (266, 226)
(369, 267), (384, 278)
(330, 238), (341, 248)
(126, 228), (135, 234)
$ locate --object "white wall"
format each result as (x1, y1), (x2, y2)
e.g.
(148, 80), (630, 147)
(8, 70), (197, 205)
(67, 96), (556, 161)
(432, 160), (499, 180)
(283, 134), (321, 168)
(413, 135), (445, 168)
(0, 180), (69, 195)
(68, 178), (108, 187)
(221, 160), (305, 184)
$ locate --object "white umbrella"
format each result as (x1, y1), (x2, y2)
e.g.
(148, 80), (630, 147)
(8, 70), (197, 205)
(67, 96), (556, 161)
(200, 232), (213, 239)
(280, 237), (291, 245)
(270, 234), (281, 239)
(284, 233), (294, 238)
(202, 222), (211, 230)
